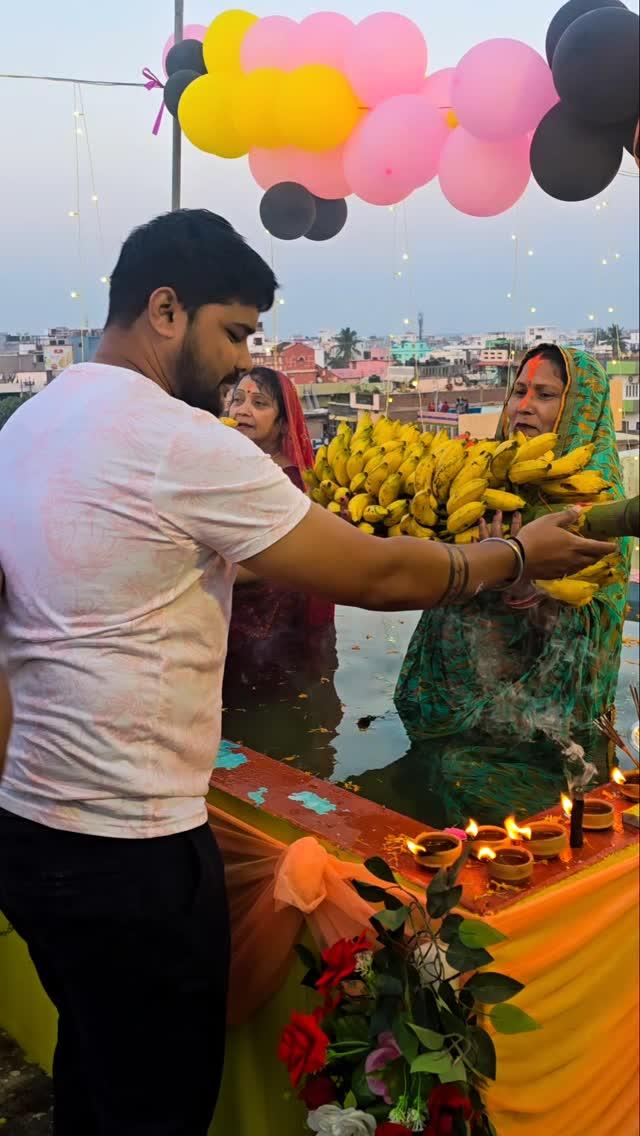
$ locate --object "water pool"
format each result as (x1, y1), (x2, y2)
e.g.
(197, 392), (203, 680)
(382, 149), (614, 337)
(222, 606), (639, 829)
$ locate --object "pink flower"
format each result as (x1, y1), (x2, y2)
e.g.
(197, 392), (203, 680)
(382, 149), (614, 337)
(444, 827), (468, 842)
(365, 1032), (402, 1104)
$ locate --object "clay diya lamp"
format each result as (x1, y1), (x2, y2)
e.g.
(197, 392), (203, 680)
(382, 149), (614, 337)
(466, 819), (511, 859)
(582, 799), (615, 830)
(612, 767), (640, 802)
(477, 846), (534, 883)
(407, 832), (462, 870)
(526, 821), (568, 859)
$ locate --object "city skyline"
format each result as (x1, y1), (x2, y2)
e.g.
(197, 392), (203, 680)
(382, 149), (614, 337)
(1, 0), (638, 335)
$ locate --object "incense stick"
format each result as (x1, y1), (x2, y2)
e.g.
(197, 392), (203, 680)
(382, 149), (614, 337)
(594, 715), (640, 770)
(631, 684), (639, 722)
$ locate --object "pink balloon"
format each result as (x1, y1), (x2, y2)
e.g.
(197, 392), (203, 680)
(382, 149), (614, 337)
(422, 68), (455, 112)
(249, 148), (301, 191)
(162, 25), (207, 75)
(290, 12), (356, 71)
(294, 146), (352, 199)
(439, 130), (531, 217)
(344, 95), (448, 206)
(452, 39), (559, 142)
(344, 13), (428, 108)
(241, 16), (298, 73)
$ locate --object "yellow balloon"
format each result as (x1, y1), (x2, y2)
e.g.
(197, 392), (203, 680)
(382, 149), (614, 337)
(178, 74), (250, 159)
(203, 9), (258, 75)
(277, 65), (361, 152)
(231, 68), (285, 149)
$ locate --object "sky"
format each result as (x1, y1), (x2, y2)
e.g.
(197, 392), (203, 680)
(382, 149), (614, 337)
(0, 0), (638, 339)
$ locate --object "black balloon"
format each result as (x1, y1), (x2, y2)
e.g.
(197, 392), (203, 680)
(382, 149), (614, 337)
(166, 39), (206, 77)
(531, 103), (623, 201)
(552, 8), (640, 125)
(260, 183), (317, 241)
(305, 198), (348, 242)
(608, 115), (640, 154)
(545, 0), (626, 65)
(163, 69), (200, 116)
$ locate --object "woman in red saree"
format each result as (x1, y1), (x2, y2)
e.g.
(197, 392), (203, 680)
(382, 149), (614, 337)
(223, 369), (335, 698)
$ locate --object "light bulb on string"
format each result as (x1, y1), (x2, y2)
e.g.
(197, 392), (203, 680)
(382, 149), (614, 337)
(608, 306), (615, 314)
(91, 194), (98, 203)
(529, 306), (537, 314)
(394, 271), (403, 279)
(70, 291), (80, 300)
(511, 234), (517, 241)
(588, 314), (595, 321)
(601, 258), (608, 266)
(100, 276), (109, 285)
(67, 210), (79, 218)
(506, 292), (512, 300)
(527, 249), (534, 257)
(278, 298), (285, 306)
(595, 204), (601, 212)
(614, 253), (621, 260)
(402, 253), (409, 262)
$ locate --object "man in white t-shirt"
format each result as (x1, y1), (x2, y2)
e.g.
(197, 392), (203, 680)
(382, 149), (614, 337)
(0, 209), (612, 1135)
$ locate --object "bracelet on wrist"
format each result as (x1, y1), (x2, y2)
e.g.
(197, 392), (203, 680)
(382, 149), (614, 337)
(481, 536), (525, 591)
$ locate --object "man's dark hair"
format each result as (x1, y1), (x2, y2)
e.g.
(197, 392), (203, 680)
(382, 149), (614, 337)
(106, 209), (278, 328)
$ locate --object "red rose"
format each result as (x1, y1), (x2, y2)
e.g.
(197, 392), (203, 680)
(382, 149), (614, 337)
(316, 932), (371, 994)
(424, 1084), (473, 1135)
(299, 1074), (339, 1110)
(278, 1011), (329, 1088)
(376, 1125), (414, 1136)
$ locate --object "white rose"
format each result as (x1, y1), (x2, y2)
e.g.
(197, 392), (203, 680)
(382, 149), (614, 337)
(413, 937), (457, 987)
(307, 1104), (377, 1136)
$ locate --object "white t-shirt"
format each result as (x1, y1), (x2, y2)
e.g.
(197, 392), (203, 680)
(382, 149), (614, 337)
(0, 363), (310, 837)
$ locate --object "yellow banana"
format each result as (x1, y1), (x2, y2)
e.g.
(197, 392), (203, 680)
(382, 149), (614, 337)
(384, 449), (407, 477)
(219, 416), (238, 428)
(327, 501), (342, 514)
(365, 462), (391, 497)
(348, 493), (375, 523)
(380, 439), (405, 455)
(379, 473), (405, 509)
(543, 471), (611, 497)
(362, 445), (381, 466)
(433, 440), (466, 503)
(320, 479), (340, 499)
(350, 433), (373, 456)
(310, 487), (331, 507)
(346, 452), (365, 481)
(363, 505), (389, 524)
(448, 478), (489, 514)
(544, 445), (595, 480)
(411, 491), (439, 528)
(514, 430), (527, 446)
(490, 439), (520, 482)
(303, 469), (319, 490)
(337, 422), (352, 446)
(398, 455), (420, 480)
(364, 449), (386, 475)
(349, 472), (367, 494)
(405, 471), (417, 497)
(384, 499), (409, 526)
(358, 522), (376, 534)
(400, 424), (422, 447)
(401, 515), (436, 539)
(372, 416), (397, 445)
(454, 524), (509, 544)
(447, 501), (486, 534)
(535, 578), (598, 607)
(414, 455), (436, 495)
(353, 411), (372, 437)
(431, 429), (450, 454)
(509, 459), (552, 485)
(327, 435), (345, 468)
(387, 523), (404, 537)
(313, 445), (328, 478)
(332, 452), (350, 488)
(482, 489), (526, 512)
(449, 456), (489, 496)
(571, 553), (620, 583)
(333, 487), (350, 504)
(514, 433), (558, 463)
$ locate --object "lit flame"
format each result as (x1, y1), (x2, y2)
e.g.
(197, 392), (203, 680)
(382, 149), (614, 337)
(477, 846), (497, 862)
(466, 818), (479, 838)
(561, 794), (573, 819)
(504, 815), (532, 841)
(612, 767), (627, 786)
(407, 839), (426, 856)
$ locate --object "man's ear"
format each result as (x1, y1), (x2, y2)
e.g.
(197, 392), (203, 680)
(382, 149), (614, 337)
(147, 287), (187, 339)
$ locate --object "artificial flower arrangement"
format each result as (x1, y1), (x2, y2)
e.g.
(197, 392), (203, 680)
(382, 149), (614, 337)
(278, 852), (538, 1135)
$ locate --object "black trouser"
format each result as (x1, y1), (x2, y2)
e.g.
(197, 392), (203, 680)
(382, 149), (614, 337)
(0, 809), (230, 1136)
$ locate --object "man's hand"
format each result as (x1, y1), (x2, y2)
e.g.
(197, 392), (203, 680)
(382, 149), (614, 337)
(517, 508), (615, 580)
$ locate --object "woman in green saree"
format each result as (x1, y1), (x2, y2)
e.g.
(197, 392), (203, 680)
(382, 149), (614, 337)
(395, 346), (631, 771)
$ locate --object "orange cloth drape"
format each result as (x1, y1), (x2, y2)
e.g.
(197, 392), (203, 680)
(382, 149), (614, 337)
(208, 804), (639, 1136)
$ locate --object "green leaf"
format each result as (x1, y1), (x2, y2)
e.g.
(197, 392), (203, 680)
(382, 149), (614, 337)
(458, 920), (508, 950)
(376, 973), (404, 998)
(383, 892), (405, 911)
(352, 880), (388, 903)
(411, 1050), (456, 1077)
(407, 1023), (444, 1050)
(374, 905), (411, 932)
(294, 944), (318, 971)
(411, 987), (441, 1032)
(364, 856), (397, 883)
(464, 972), (524, 1005)
(491, 1003), (540, 1035)
(446, 844), (470, 885)
(343, 1091), (358, 1110)
(426, 867), (449, 895)
(439, 1059), (468, 1085)
(335, 1015), (370, 1044)
(439, 913), (464, 945)
(392, 1014), (420, 1063)
(446, 939), (493, 975)
(468, 1027), (497, 1081)
(427, 884), (463, 920)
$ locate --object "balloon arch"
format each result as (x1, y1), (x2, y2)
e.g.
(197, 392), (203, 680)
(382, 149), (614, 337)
(155, 1), (639, 241)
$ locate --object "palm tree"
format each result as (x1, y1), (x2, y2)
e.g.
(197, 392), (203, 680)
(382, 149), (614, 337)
(599, 324), (628, 358)
(329, 328), (361, 367)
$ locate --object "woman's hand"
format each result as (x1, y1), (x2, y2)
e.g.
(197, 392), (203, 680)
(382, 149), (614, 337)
(478, 511), (537, 604)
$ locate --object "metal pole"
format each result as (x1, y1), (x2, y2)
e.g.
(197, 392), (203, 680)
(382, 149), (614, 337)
(171, 0), (184, 211)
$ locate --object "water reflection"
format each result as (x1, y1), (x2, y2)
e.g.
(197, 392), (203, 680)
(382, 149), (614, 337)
(221, 607), (638, 828)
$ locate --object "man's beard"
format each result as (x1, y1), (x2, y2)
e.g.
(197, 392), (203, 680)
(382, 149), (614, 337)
(174, 332), (234, 418)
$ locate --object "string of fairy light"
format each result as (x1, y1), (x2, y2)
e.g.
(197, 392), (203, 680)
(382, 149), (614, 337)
(386, 202), (423, 418)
